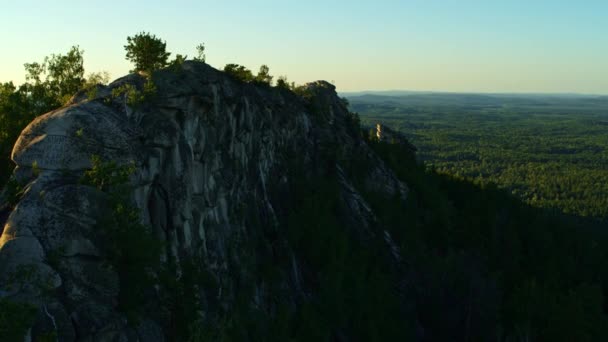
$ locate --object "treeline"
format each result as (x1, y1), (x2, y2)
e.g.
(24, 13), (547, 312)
(0, 32), (307, 186)
(222, 63), (299, 90)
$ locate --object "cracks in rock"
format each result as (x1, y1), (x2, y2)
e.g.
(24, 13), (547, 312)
(70, 315), (81, 341)
(150, 187), (173, 231)
(0, 206), (9, 236)
(57, 253), (102, 262)
(45, 202), (97, 228)
(43, 304), (59, 342)
(147, 177), (174, 260)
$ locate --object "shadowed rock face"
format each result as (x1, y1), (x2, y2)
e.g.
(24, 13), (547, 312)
(0, 62), (408, 341)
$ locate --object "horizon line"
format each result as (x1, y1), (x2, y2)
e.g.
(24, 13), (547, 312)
(339, 89), (608, 97)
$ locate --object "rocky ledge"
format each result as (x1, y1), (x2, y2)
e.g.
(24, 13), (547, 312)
(0, 61), (408, 341)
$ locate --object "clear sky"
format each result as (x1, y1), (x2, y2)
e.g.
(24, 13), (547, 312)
(1, 0), (607, 94)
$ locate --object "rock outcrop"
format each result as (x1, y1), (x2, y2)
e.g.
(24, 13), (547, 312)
(376, 123), (417, 152)
(0, 62), (409, 341)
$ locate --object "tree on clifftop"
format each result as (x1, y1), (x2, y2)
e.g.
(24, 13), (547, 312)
(124, 32), (171, 74)
(223, 64), (254, 82)
(193, 43), (206, 63)
(254, 65), (273, 85)
(23, 45), (86, 106)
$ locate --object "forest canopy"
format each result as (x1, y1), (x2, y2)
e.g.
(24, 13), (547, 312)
(351, 93), (608, 220)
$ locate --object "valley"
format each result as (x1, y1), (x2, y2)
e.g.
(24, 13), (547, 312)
(349, 92), (608, 219)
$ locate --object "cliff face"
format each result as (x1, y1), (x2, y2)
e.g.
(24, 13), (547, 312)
(0, 62), (408, 341)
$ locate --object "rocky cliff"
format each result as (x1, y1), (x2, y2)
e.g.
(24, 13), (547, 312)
(0, 62), (410, 341)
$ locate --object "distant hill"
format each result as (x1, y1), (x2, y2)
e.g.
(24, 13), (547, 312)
(345, 91), (608, 114)
(341, 90), (607, 98)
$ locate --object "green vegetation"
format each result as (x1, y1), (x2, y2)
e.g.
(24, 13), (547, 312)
(0, 33), (293, 187)
(84, 71), (111, 88)
(283, 174), (412, 341)
(111, 78), (157, 108)
(276, 76), (289, 89)
(0, 263), (62, 341)
(23, 45), (85, 105)
(350, 93), (608, 219)
(124, 32), (171, 74)
(181, 159), (413, 341)
(81, 156), (161, 321)
(254, 65), (273, 85)
(275, 76), (302, 92)
(81, 155), (135, 191)
(0, 298), (37, 341)
(0, 47), (110, 185)
(223, 64), (255, 83)
(193, 43), (206, 63)
(84, 71), (111, 100)
(179, 128), (608, 341)
(223, 63), (275, 86)
(2, 34), (606, 341)
(362, 137), (608, 341)
(1, 177), (24, 207)
(169, 54), (188, 71)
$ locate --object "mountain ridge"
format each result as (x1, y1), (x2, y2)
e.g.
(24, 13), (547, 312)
(0, 61), (412, 341)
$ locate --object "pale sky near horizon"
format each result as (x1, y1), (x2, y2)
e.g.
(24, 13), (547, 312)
(1, 1), (607, 94)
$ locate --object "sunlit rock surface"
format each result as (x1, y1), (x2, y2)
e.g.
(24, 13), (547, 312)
(0, 62), (408, 341)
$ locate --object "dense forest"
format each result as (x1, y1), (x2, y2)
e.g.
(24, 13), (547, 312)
(349, 93), (608, 219)
(357, 137), (608, 341)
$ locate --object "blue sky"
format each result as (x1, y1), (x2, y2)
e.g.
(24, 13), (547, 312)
(1, 0), (607, 93)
